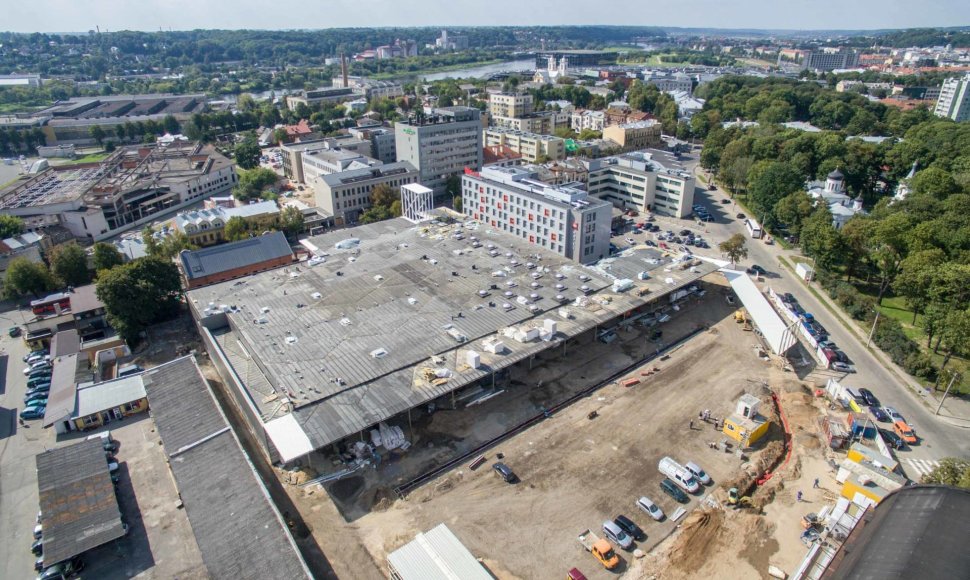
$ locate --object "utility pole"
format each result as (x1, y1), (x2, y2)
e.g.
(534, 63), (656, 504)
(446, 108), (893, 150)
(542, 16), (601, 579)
(865, 309), (880, 348)
(936, 372), (960, 415)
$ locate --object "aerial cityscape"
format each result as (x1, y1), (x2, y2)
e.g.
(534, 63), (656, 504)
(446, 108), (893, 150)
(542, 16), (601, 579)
(1, 3), (970, 579)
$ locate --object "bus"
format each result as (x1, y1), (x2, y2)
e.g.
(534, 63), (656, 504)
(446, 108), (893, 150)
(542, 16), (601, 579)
(30, 292), (71, 316)
(745, 218), (763, 239)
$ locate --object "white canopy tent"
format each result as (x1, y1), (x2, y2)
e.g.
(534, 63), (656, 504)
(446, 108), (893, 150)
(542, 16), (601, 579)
(722, 269), (797, 355)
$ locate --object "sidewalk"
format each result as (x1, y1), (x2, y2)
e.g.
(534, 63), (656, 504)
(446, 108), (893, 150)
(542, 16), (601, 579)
(774, 252), (970, 429)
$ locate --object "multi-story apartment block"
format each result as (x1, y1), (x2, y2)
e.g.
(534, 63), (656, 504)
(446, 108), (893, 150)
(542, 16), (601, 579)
(312, 161), (418, 225)
(349, 127), (398, 164)
(602, 120), (663, 152)
(395, 107), (483, 197)
(586, 150), (696, 218)
(640, 72), (694, 95)
(301, 149), (379, 184)
(462, 165), (612, 264)
(802, 49), (860, 72)
(280, 138), (371, 183)
(490, 110), (564, 135)
(483, 128), (566, 162)
(488, 93), (534, 118)
(934, 74), (970, 122)
(571, 109), (606, 132)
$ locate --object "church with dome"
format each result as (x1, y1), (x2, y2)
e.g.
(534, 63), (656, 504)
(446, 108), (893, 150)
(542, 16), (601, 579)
(806, 168), (865, 229)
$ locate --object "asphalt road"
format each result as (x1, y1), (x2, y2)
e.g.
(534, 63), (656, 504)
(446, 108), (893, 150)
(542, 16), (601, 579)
(673, 160), (969, 480)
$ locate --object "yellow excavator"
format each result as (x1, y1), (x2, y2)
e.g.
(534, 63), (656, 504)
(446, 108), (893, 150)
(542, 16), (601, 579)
(734, 309), (753, 331)
(727, 488), (752, 509)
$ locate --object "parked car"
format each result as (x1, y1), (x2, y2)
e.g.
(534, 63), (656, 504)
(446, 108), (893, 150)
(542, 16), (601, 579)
(492, 462), (516, 483)
(27, 377), (52, 389)
(33, 523), (42, 539)
(831, 362), (855, 373)
(883, 407), (904, 422)
(736, 213), (746, 219)
(24, 362), (52, 375)
(879, 428), (906, 450)
(613, 515), (645, 541)
(699, 215), (715, 222)
(567, 569), (588, 580)
(870, 406), (890, 422)
(834, 350), (850, 364)
(602, 520), (634, 550)
(684, 461), (712, 485)
(636, 496), (665, 521)
(24, 393), (48, 406)
(31, 538), (43, 556)
(38, 556), (84, 580)
(25, 352), (49, 365)
(858, 388), (879, 407)
(660, 478), (689, 503)
(20, 405), (46, 421)
(24, 349), (48, 362)
(625, 237), (635, 245)
(893, 420), (918, 445)
(746, 265), (767, 276)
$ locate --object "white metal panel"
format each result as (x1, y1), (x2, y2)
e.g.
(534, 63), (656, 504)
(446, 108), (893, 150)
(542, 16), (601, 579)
(387, 524), (491, 580)
(264, 414), (314, 463)
(722, 270), (796, 355)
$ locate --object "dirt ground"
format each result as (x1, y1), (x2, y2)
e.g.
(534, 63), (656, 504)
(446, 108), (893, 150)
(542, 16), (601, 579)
(280, 275), (810, 579)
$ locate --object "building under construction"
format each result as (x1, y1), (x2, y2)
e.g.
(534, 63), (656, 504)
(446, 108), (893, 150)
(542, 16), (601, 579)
(0, 139), (237, 241)
(189, 216), (718, 466)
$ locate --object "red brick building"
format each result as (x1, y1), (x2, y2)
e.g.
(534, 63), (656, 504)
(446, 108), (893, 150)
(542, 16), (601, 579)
(178, 231), (295, 290)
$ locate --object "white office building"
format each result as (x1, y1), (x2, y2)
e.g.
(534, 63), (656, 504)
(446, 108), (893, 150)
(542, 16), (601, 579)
(395, 107), (483, 198)
(586, 150), (696, 218)
(934, 74), (970, 122)
(462, 165), (612, 264)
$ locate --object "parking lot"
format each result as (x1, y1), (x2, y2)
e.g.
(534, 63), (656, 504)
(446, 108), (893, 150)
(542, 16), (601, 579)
(282, 278), (800, 579)
(0, 306), (206, 579)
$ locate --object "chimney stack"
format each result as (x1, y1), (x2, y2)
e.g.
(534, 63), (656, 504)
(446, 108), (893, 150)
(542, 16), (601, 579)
(340, 52), (348, 88)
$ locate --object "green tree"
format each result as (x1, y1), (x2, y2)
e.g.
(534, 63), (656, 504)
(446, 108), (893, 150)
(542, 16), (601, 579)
(49, 242), (92, 287)
(935, 309), (970, 383)
(718, 233), (748, 266)
(3, 257), (54, 298)
(279, 206), (305, 238)
(554, 126), (577, 139)
(224, 216), (249, 241)
(747, 161), (805, 227)
(910, 166), (959, 200)
(869, 212), (912, 305)
(158, 231), (197, 260)
(773, 191), (814, 236)
(162, 114), (180, 135)
(96, 257), (182, 344)
(0, 214), (24, 239)
(91, 242), (125, 273)
(142, 226), (162, 258)
(800, 207), (844, 271)
(894, 249), (945, 324)
(89, 125), (106, 147)
(921, 457), (970, 488)
(273, 127), (288, 144)
(234, 135), (261, 170)
(444, 175), (462, 199)
(233, 167), (279, 202)
(370, 183), (398, 208)
(453, 195), (463, 213)
(578, 129), (602, 140)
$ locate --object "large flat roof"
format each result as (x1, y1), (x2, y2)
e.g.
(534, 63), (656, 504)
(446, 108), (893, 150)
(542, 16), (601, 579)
(193, 217), (717, 457)
(36, 439), (126, 567)
(388, 524), (491, 580)
(143, 356), (311, 580)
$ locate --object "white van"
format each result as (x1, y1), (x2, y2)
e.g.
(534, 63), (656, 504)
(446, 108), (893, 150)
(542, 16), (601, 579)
(658, 456), (700, 493)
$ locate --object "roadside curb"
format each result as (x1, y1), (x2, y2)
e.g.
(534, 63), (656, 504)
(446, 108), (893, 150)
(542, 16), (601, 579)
(775, 256), (970, 427)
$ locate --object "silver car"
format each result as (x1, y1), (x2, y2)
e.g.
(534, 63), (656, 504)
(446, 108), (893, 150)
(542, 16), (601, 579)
(636, 496), (665, 521)
(602, 520), (634, 550)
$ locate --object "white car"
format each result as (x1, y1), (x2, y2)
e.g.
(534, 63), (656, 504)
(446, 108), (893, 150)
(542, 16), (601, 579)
(883, 407), (904, 422)
(307, 255), (326, 267)
(685, 461), (712, 485)
(625, 237), (636, 245)
(636, 496), (665, 521)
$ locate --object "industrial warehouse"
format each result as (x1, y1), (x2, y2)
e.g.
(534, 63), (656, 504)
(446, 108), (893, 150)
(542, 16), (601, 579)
(188, 215), (718, 468)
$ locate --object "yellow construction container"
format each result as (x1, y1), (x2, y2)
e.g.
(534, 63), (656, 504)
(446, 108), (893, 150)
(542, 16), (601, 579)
(722, 394), (770, 446)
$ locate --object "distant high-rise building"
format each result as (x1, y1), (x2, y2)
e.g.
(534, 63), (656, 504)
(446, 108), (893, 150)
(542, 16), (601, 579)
(801, 49), (860, 72)
(395, 107), (483, 197)
(934, 74), (970, 122)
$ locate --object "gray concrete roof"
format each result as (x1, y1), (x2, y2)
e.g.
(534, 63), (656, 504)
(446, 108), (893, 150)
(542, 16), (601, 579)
(74, 374), (146, 418)
(143, 356), (311, 580)
(36, 439), (126, 567)
(193, 218), (717, 452)
(180, 231), (293, 281)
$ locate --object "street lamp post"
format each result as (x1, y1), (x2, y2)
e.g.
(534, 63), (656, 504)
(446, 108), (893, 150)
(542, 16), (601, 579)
(865, 308), (880, 349)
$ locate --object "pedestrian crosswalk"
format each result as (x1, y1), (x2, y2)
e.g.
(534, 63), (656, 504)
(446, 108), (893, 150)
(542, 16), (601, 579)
(902, 458), (940, 481)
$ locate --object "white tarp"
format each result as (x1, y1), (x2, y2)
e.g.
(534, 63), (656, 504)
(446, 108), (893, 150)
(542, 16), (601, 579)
(264, 414), (314, 463)
(722, 270), (796, 355)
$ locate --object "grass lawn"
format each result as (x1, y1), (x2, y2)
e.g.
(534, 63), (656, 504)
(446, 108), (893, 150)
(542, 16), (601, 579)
(62, 151), (110, 164)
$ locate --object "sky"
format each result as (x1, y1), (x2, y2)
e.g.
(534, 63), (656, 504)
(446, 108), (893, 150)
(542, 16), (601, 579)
(3, 0), (969, 33)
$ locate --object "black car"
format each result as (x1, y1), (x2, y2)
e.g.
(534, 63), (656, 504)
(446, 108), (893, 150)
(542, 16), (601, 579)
(493, 462), (517, 483)
(879, 428), (906, 450)
(31, 538), (43, 556)
(660, 478), (689, 503)
(736, 213), (746, 219)
(679, 229), (691, 236)
(614, 515), (646, 541)
(746, 265), (767, 276)
(834, 350), (850, 364)
(783, 293), (796, 303)
(858, 388), (879, 407)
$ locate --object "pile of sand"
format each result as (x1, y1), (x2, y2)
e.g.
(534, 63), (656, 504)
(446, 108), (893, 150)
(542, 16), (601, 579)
(278, 466), (318, 486)
(667, 509), (725, 574)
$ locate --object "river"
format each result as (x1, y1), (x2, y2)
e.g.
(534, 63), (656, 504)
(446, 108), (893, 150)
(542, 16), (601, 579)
(420, 59), (534, 81)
